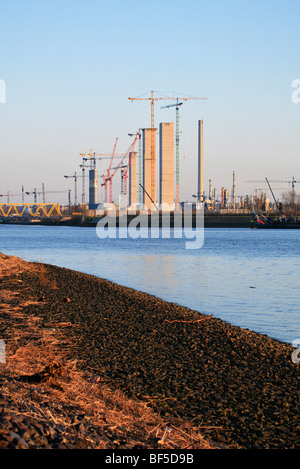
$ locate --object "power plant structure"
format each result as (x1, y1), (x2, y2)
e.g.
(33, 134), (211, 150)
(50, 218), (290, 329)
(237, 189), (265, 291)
(60, 91), (208, 212)
(32, 92), (258, 214)
(159, 122), (174, 207)
(89, 169), (98, 209)
(129, 91), (207, 211)
(76, 116), (205, 212)
(5, 91), (294, 220)
(142, 128), (157, 207)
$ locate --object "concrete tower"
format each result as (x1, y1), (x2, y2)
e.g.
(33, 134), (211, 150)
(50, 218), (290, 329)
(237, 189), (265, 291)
(159, 122), (174, 207)
(89, 169), (98, 209)
(129, 152), (137, 207)
(142, 128), (157, 207)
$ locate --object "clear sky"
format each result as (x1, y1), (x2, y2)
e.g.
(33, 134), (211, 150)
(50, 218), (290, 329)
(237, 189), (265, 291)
(0, 0), (299, 204)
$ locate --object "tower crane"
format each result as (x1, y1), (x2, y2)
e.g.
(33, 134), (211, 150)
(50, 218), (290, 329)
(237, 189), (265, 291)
(110, 164), (127, 206)
(2, 188), (67, 204)
(129, 91), (207, 207)
(104, 137), (119, 204)
(0, 192), (23, 203)
(247, 177), (299, 203)
(79, 160), (90, 206)
(25, 188), (42, 203)
(247, 177), (299, 190)
(267, 177), (299, 205)
(64, 172), (79, 207)
(79, 151), (92, 206)
(120, 166), (127, 206)
(101, 173), (109, 203)
(79, 141), (123, 205)
(267, 177), (299, 191)
(101, 132), (139, 203)
(42, 183), (46, 203)
(114, 152), (136, 207)
(80, 146), (123, 170)
(42, 190), (69, 201)
(128, 130), (142, 205)
(80, 149), (94, 169)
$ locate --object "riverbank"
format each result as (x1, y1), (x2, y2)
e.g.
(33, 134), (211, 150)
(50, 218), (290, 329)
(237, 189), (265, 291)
(0, 213), (252, 228)
(0, 253), (298, 449)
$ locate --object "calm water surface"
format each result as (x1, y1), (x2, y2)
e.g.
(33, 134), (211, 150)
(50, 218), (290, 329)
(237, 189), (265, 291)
(0, 224), (299, 345)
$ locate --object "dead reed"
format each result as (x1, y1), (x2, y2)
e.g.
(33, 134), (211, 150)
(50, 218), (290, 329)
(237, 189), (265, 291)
(0, 252), (218, 449)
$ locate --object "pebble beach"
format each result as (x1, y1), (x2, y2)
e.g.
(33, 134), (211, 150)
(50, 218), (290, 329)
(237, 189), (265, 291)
(0, 252), (299, 450)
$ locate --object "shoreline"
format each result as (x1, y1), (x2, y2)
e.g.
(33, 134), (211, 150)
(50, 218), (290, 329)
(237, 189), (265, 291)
(0, 253), (299, 449)
(2, 215), (300, 229)
(1, 213), (253, 228)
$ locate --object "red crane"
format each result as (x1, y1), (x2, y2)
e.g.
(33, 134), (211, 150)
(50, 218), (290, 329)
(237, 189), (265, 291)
(98, 138), (118, 203)
(121, 151), (135, 205)
(102, 132), (139, 203)
(106, 137), (118, 203)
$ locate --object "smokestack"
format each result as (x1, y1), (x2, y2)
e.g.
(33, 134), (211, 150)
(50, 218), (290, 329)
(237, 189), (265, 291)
(197, 120), (204, 203)
(232, 171), (236, 209)
(209, 179), (212, 200)
(221, 187), (225, 206)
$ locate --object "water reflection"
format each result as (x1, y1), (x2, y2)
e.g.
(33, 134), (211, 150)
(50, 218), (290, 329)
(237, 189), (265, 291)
(0, 225), (299, 344)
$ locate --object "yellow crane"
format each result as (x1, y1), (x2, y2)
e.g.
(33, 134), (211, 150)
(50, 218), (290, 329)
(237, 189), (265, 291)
(129, 91), (207, 208)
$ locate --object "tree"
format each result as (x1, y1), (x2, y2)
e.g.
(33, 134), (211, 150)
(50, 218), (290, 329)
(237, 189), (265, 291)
(281, 191), (300, 214)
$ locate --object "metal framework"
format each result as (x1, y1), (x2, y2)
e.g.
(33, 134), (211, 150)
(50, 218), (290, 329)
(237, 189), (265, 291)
(0, 203), (62, 218)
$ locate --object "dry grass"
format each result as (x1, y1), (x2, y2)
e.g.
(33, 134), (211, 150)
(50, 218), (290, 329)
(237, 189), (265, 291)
(0, 253), (57, 289)
(0, 252), (219, 449)
(0, 253), (32, 280)
(3, 355), (218, 449)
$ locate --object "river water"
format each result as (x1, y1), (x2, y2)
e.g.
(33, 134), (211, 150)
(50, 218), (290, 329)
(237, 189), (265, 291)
(0, 224), (299, 345)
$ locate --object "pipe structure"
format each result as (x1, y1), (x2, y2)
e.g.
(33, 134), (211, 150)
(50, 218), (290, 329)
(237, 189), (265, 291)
(232, 171), (236, 209)
(209, 179), (212, 200)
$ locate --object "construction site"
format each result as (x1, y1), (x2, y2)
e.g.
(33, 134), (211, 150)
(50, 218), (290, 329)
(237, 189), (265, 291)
(0, 91), (299, 226)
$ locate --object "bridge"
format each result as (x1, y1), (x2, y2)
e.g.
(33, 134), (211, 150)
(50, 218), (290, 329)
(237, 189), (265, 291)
(0, 203), (62, 219)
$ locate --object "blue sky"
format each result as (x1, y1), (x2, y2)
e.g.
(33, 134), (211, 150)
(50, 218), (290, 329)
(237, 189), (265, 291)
(0, 0), (299, 203)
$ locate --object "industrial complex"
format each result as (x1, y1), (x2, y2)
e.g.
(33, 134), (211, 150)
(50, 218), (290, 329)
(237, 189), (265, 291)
(0, 91), (298, 222)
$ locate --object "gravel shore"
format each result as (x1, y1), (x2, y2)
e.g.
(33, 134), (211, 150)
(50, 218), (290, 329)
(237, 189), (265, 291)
(0, 253), (299, 449)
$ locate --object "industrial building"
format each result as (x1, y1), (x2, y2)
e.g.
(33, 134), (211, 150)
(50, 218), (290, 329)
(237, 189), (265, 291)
(142, 128), (157, 207)
(159, 122), (174, 207)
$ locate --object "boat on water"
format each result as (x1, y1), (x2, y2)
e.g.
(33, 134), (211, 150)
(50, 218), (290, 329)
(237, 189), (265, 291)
(250, 212), (300, 229)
